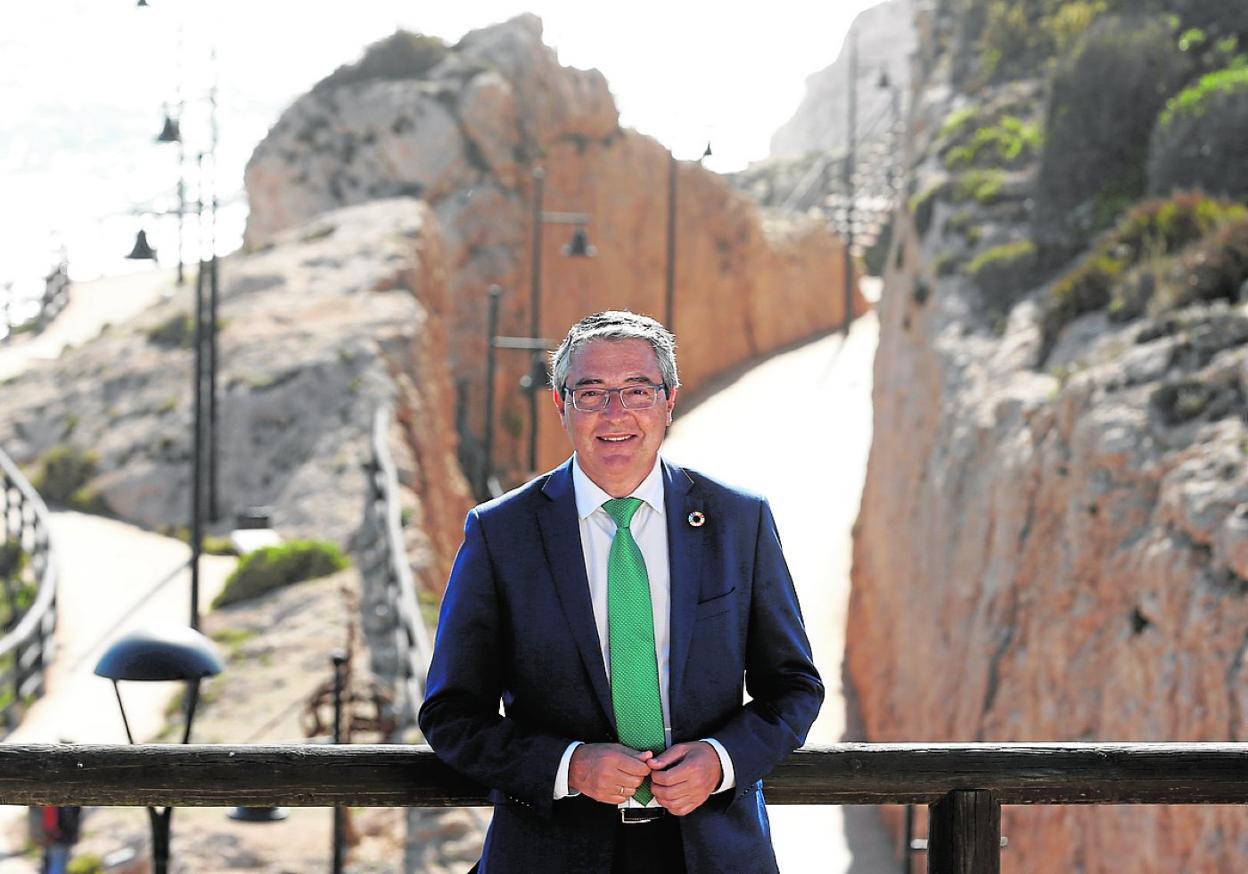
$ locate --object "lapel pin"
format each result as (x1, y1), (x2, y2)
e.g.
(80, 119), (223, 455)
(687, 511), (706, 528)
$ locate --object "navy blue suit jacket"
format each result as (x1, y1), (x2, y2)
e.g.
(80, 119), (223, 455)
(418, 458), (823, 873)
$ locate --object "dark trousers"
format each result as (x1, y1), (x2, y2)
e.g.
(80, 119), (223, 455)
(612, 816), (686, 874)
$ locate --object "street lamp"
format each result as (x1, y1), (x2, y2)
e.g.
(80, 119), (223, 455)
(94, 626), (224, 874)
(525, 167), (595, 474)
(664, 141), (712, 332)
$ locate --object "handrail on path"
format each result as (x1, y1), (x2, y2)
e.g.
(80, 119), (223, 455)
(1, 741), (1245, 873)
(0, 445), (57, 731)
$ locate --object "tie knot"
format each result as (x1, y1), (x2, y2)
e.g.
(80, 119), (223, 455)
(602, 497), (643, 529)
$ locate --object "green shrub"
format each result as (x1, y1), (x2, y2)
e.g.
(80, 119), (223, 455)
(1150, 217), (1248, 312)
(1149, 66), (1248, 199)
(1041, 192), (1247, 347)
(32, 445), (98, 506)
(213, 540), (348, 607)
(953, 169), (1007, 205)
(146, 313), (194, 349)
(67, 853), (103, 874)
(0, 540), (25, 578)
(945, 115), (1042, 170)
(967, 241), (1040, 324)
(1033, 14), (1193, 250)
(312, 31), (448, 94)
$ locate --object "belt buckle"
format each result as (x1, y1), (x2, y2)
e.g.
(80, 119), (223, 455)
(620, 807), (665, 825)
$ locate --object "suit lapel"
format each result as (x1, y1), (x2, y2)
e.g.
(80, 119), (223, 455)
(538, 460), (616, 727)
(663, 459), (703, 722)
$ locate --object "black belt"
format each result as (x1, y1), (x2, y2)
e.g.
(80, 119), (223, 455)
(620, 807), (666, 825)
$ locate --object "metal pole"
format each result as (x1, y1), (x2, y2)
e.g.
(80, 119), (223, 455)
(190, 259), (205, 631)
(207, 75), (221, 522)
(527, 168), (545, 475)
(331, 651), (347, 874)
(904, 803), (915, 874)
(665, 150), (677, 331)
(208, 254), (220, 521)
(481, 286), (502, 498)
(842, 30), (858, 336)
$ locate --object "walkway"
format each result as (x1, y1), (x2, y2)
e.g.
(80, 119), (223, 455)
(0, 266), (236, 866)
(664, 308), (896, 872)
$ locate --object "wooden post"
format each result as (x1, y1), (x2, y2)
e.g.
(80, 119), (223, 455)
(927, 790), (1000, 874)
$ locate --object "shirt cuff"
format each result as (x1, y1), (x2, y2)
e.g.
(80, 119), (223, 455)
(554, 741), (583, 799)
(701, 738), (736, 793)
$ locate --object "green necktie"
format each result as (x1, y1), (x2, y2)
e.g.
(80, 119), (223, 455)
(603, 497), (665, 804)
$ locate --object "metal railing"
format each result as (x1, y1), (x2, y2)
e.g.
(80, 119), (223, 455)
(0, 446), (57, 731)
(357, 406), (433, 730)
(1, 742), (1246, 872)
(1, 261), (70, 342)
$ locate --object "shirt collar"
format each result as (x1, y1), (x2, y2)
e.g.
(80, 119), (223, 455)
(571, 455), (666, 521)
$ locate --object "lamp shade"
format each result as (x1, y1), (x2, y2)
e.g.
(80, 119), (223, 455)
(94, 626), (223, 682)
(125, 230), (158, 261)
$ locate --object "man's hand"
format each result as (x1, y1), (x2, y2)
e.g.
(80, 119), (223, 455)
(648, 742), (722, 816)
(568, 743), (654, 805)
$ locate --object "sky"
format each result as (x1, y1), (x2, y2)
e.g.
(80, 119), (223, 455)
(0, 1), (879, 292)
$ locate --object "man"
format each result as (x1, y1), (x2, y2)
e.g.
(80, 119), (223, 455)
(420, 310), (822, 873)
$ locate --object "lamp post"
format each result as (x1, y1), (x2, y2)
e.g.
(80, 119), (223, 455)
(132, 7), (223, 625)
(525, 167), (595, 474)
(94, 626), (224, 874)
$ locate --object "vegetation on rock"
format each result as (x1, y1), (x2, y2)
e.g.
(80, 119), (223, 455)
(213, 540), (349, 607)
(1033, 13), (1193, 249)
(1041, 192), (1248, 349)
(1149, 65), (1248, 199)
(30, 445), (106, 512)
(312, 31), (449, 94)
(967, 240), (1040, 326)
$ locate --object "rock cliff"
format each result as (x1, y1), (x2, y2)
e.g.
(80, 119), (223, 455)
(849, 1), (1248, 870)
(0, 199), (472, 593)
(244, 15), (865, 481)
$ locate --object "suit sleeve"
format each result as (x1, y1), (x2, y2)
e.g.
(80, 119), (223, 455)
(711, 498), (824, 794)
(417, 509), (572, 815)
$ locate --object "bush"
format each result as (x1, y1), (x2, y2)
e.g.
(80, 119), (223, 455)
(945, 115), (1042, 171)
(1151, 217), (1248, 312)
(213, 540), (348, 607)
(1041, 192), (1247, 347)
(1148, 66), (1248, 199)
(967, 241), (1040, 324)
(1033, 14), (1193, 250)
(312, 31), (448, 95)
(31, 445), (98, 506)
(146, 313), (194, 349)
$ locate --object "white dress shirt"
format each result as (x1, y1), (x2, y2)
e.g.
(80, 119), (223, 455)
(553, 455), (735, 804)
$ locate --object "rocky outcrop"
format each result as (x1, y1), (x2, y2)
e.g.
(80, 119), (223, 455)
(244, 15), (865, 481)
(769, 0), (916, 160)
(848, 3), (1248, 871)
(0, 199), (472, 593)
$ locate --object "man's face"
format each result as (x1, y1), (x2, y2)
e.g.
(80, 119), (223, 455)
(553, 338), (677, 497)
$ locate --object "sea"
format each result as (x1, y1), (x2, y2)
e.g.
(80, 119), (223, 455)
(0, 2), (423, 334)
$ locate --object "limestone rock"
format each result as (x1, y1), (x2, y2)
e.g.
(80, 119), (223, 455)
(0, 199), (471, 593)
(847, 3), (1248, 871)
(244, 14), (863, 483)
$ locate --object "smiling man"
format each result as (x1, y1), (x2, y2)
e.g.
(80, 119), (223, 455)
(419, 310), (823, 874)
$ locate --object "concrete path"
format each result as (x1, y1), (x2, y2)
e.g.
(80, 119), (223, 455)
(0, 513), (234, 867)
(0, 267), (175, 381)
(664, 309), (898, 872)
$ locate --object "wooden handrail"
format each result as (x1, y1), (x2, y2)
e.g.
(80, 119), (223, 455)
(3, 742), (1248, 808)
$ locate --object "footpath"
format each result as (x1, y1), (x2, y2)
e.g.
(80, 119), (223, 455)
(663, 305), (897, 872)
(0, 269), (237, 869)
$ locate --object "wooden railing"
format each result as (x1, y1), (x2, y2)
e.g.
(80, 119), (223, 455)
(2, 742), (1247, 872)
(0, 446), (57, 731)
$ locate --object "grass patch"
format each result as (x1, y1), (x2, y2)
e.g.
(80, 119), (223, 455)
(146, 313), (194, 349)
(213, 540), (349, 608)
(31, 445), (98, 506)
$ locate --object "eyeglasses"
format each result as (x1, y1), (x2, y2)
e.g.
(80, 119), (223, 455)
(564, 382), (667, 412)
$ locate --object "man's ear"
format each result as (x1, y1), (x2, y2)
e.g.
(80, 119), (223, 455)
(552, 387), (566, 419)
(665, 386), (678, 426)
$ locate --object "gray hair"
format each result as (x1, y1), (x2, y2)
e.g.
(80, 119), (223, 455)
(549, 310), (679, 394)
